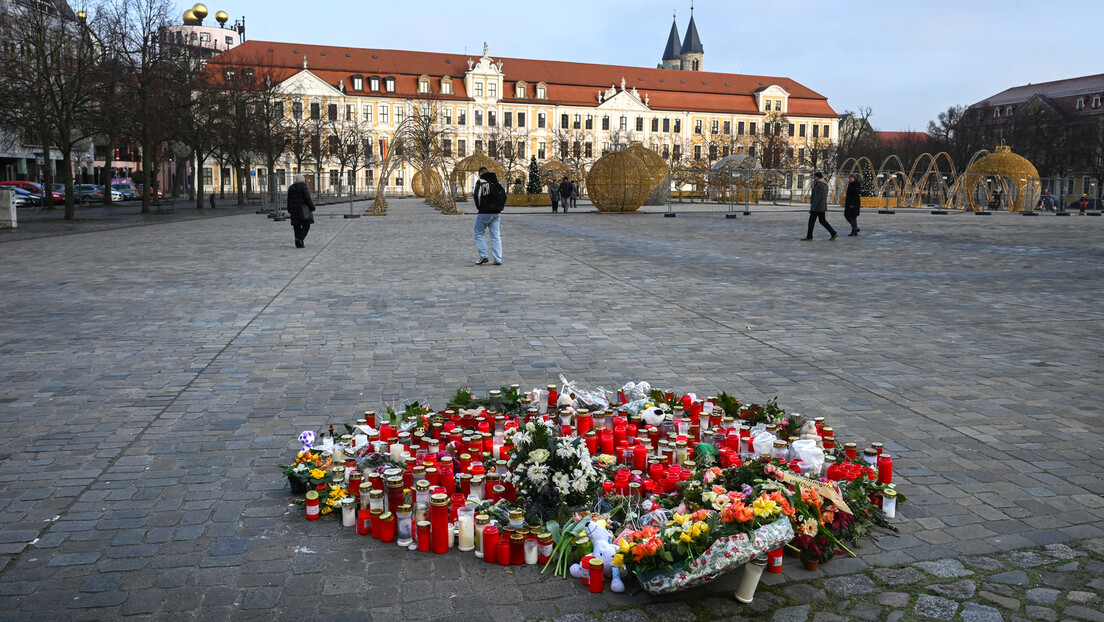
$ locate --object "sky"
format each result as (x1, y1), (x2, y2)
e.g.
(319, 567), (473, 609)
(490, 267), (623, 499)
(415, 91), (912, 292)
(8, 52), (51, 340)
(201, 0), (1103, 131)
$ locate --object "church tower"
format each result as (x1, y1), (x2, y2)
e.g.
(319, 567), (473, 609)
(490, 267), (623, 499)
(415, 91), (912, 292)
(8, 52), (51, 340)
(679, 6), (703, 71)
(658, 14), (682, 70)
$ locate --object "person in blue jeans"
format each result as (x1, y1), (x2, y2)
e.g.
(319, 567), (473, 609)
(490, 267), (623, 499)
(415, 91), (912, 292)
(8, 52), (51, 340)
(472, 167), (503, 265)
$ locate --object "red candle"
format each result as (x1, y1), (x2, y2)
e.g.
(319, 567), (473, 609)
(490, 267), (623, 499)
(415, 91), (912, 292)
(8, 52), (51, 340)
(600, 429), (615, 455)
(483, 525), (499, 563)
(379, 423), (392, 442)
(767, 547), (783, 573)
(648, 427), (660, 451)
(613, 424), (627, 447)
(602, 480), (614, 495)
(496, 535), (511, 566)
(510, 533), (525, 565)
(845, 443), (858, 461)
(588, 557), (604, 593)
(379, 512), (395, 543)
(547, 385), (558, 409)
(878, 454), (893, 484)
(357, 509), (371, 535)
(429, 493), (449, 554)
(439, 468), (456, 496)
(577, 413), (592, 436)
(579, 555), (594, 586)
(632, 444), (647, 471)
(585, 431), (598, 455)
(305, 491), (320, 521)
(370, 509), (382, 538)
(368, 472), (383, 492)
(417, 520), (431, 552)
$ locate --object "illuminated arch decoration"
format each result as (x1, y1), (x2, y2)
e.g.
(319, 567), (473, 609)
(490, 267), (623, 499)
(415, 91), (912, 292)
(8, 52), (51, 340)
(451, 151), (504, 201)
(957, 144), (1039, 212)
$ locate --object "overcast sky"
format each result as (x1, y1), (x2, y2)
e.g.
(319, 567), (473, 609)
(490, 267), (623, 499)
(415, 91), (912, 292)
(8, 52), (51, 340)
(204, 0), (1103, 131)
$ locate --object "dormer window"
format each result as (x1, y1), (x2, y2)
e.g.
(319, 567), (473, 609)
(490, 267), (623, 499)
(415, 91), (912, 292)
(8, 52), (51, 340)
(384, 77), (396, 93)
(994, 108), (1002, 118)
(224, 68), (236, 82)
(418, 74), (430, 94)
(537, 82), (547, 99)
(352, 74), (363, 91)
(764, 99), (772, 111)
(515, 81), (527, 99)
(775, 99), (783, 112)
(1005, 105), (1013, 116)
(441, 76), (452, 95)
(1093, 95), (1102, 109)
(1076, 97), (1086, 110)
(369, 76), (380, 92)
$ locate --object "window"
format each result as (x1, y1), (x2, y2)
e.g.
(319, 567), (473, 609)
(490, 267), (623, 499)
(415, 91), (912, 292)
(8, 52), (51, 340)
(439, 139), (451, 157)
(694, 120), (703, 134)
(584, 142), (593, 158)
(723, 120), (730, 135)
(379, 104), (389, 123)
(636, 117), (644, 132)
(775, 99), (783, 112)
(202, 167), (213, 186)
(517, 112), (525, 127)
(561, 114), (569, 129)
(384, 77), (395, 93)
(276, 169), (286, 186)
(515, 84), (526, 98)
(619, 116), (627, 131)
(370, 77), (380, 91)
(788, 123), (795, 137)
(764, 99), (772, 112)
(994, 108), (1002, 118)
(474, 82), (483, 97)
(346, 104), (355, 121)
(586, 114), (593, 130)
(662, 118), (670, 132)
(722, 145), (730, 157)
(1076, 97), (1086, 110)
(601, 116), (609, 130)
(673, 119), (681, 133)
(537, 86), (546, 99)
(441, 78), (452, 95)
(672, 144), (681, 160)
(572, 141), (581, 157)
(488, 81), (497, 97)
(1094, 95), (1102, 109)
(1005, 105), (1013, 116)
(661, 144), (670, 159)
(798, 147), (805, 162)
(458, 139), (466, 157)
(560, 140), (569, 158)
(538, 142), (546, 159)
(309, 102), (320, 120)
(274, 101), (284, 118)
(652, 118), (659, 132)
(365, 170), (374, 183)
(475, 110), (483, 126)
(225, 36), (234, 46)
(327, 103), (338, 121)
(694, 145), (702, 160)
(749, 122), (756, 135)
(799, 124), (806, 138)
(488, 140), (497, 158)
(737, 121), (745, 135)
(353, 76), (363, 91)
(573, 114), (581, 129)
(709, 144), (717, 160)
(292, 101), (303, 119)
(812, 124), (818, 138)
(822, 124), (830, 138)
(538, 112), (546, 128)
(418, 79), (429, 94)
(475, 139), (484, 152)
(710, 120), (719, 134)
(395, 106), (404, 122)
(516, 140), (525, 158)
(504, 111), (512, 127)
(774, 122), (782, 135)
(199, 32), (210, 42)
(457, 110), (466, 125)
(443, 108), (451, 125)
(488, 111), (496, 127)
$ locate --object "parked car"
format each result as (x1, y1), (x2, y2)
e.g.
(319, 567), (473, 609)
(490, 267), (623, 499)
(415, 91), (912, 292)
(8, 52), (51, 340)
(9, 187), (41, 207)
(0, 181), (63, 203)
(111, 183), (138, 200)
(73, 184), (105, 203)
(134, 184), (164, 199)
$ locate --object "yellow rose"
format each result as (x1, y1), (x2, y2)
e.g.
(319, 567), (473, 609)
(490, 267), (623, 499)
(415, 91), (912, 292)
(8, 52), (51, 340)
(679, 532), (691, 543)
(612, 553), (624, 567)
(309, 468), (326, 480)
(618, 539), (632, 554)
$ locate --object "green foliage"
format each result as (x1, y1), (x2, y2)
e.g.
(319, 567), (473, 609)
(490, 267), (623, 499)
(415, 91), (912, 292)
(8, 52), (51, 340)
(526, 156), (542, 194)
(715, 392), (741, 417)
(446, 387), (475, 409)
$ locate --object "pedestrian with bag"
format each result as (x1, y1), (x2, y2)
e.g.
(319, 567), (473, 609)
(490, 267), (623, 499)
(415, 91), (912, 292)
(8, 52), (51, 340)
(843, 173), (861, 236)
(287, 174), (316, 248)
(473, 167), (505, 265)
(802, 172), (838, 241)
(569, 179), (579, 209)
(558, 177), (573, 213)
(549, 180), (560, 212)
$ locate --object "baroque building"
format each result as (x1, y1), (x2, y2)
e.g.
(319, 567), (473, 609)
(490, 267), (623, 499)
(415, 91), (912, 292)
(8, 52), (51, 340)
(203, 20), (838, 196)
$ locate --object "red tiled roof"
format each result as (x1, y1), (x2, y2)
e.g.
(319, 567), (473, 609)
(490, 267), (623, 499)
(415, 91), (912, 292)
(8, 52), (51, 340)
(209, 40), (837, 118)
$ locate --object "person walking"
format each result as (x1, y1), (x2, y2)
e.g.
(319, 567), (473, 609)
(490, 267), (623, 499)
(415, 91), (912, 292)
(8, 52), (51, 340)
(558, 177), (573, 213)
(208, 193), (216, 210)
(568, 179), (579, 209)
(287, 174), (316, 248)
(843, 173), (861, 236)
(473, 167), (504, 265)
(549, 180), (560, 212)
(802, 172), (838, 241)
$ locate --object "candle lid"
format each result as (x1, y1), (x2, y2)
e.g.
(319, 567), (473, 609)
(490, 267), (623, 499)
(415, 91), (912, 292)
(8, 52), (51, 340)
(475, 514), (490, 525)
(510, 533), (525, 541)
(430, 493), (449, 506)
(385, 476), (403, 488)
(588, 557), (604, 568)
(508, 509), (524, 520)
(341, 497), (355, 507)
(397, 504), (412, 513)
(369, 489), (384, 498)
(379, 511), (393, 521)
(883, 488), (898, 498)
(305, 491), (318, 501)
(416, 520), (431, 528)
(415, 480), (430, 491)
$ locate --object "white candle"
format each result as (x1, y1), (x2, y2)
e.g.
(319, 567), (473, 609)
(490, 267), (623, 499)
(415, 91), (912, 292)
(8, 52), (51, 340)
(458, 508), (475, 552)
(390, 443), (404, 463)
(341, 498), (356, 528)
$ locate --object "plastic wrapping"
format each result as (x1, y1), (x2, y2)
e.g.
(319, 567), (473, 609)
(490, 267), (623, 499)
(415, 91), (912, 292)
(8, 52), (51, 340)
(790, 439), (824, 475)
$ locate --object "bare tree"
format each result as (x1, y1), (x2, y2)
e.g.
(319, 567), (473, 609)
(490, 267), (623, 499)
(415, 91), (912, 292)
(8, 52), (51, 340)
(405, 101), (458, 213)
(0, 3), (104, 219)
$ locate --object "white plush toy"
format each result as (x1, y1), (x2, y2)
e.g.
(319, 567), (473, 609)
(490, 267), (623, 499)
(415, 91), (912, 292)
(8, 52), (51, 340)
(567, 520), (625, 592)
(799, 420), (823, 449)
(640, 405), (666, 427)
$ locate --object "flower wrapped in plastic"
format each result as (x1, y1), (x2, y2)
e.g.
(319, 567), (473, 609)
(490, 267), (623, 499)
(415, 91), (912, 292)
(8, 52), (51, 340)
(505, 418), (603, 523)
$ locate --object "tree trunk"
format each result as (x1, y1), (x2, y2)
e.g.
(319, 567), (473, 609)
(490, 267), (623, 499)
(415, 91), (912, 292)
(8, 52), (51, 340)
(61, 152), (75, 221)
(140, 138), (153, 214)
(195, 157), (204, 210)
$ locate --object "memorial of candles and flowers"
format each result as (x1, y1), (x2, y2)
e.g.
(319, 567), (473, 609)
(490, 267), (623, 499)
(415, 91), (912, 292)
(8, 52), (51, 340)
(279, 378), (903, 601)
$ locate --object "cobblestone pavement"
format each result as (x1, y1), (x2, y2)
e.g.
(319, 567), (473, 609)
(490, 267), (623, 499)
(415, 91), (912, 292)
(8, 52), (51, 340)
(0, 199), (1101, 621)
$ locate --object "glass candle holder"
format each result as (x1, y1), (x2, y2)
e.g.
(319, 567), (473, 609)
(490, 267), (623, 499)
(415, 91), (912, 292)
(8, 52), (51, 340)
(510, 533), (525, 565)
(882, 488), (898, 518)
(396, 504), (413, 546)
(429, 493), (449, 554)
(457, 507), (476, 552)
(341, 497), (356, 528)
(474, 514), (490, 558)
(416, 520), (431, 552)
(508, 509), (525, 530)
(379, 512), (395, 543)
(524, 532), (539, 565)
(369, 508), (382, 539)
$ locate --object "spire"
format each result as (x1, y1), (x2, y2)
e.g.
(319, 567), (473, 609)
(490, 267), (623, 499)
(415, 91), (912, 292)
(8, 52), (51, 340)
(681, 6), (703, 54)
(661, 13), (682, 61)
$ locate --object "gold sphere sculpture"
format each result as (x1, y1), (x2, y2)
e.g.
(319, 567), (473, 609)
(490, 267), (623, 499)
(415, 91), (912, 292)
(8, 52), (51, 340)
(182, 8), (199, 24)
(623, 143), (668, 187)
(191, 3), (208, 19)
(961, 144), (1039, 212)
(451, 151), (505, 198)
(411, 169), (442, 198)
(215, 10), (229, 24)
(586, 150), (653, 213)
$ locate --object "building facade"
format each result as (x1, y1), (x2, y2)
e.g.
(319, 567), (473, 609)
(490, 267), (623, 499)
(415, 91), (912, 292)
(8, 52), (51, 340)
(204, 22), (838, 196)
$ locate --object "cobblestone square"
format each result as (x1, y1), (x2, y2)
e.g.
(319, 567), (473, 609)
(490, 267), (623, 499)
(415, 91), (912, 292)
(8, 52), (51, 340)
(0, 200), (1101, 620)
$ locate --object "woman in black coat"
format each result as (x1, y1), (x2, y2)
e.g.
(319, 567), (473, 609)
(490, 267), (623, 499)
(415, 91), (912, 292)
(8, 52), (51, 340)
(844, 174), (861, 236)
(287, 174), (316, 248)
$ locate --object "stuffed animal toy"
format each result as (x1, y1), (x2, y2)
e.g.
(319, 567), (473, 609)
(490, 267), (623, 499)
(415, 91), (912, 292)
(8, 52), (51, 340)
(799, 420), (823, 449)
(640, 405), (666, 427)
(568, 519), (625, 592)
(298, 430), (316, 453)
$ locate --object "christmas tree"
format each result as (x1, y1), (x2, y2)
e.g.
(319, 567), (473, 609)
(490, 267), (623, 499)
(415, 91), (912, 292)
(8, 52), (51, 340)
(526, 156), (542, 194)
(860, 161), (876, 197)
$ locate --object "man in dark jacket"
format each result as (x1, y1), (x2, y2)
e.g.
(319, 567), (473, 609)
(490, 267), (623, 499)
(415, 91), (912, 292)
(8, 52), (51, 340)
(558, 177), (573, 212)
(287, 174), (316, 248)
(843, 174), (861, 236)
(472, 167), (503, 265)
(802, 172), (837, 241)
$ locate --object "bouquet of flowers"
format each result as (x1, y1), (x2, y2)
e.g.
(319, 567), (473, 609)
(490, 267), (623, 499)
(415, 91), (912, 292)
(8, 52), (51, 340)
(505, 418), (603, 522)
(279, 449), (332, 492)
